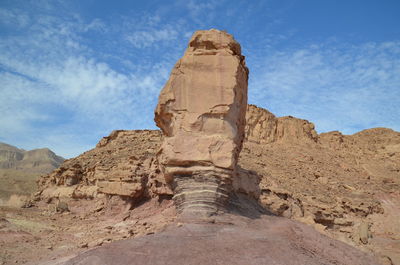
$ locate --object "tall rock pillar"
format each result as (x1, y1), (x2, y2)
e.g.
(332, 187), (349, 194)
(155, 29), (248, 217)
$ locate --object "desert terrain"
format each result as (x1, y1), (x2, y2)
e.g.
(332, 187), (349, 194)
(1, 29), (399, 265)
(0, 143), (64, 207)
(1, 104), (399, 264)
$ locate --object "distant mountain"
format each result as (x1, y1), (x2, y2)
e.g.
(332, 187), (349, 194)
(0, 142), (64, 203)
(0, 142), (64, 173)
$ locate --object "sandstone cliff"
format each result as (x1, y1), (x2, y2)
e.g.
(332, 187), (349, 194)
(154, 29), (248, 217)
(245, 104), (318, 144)
(34, 104), (400, 264)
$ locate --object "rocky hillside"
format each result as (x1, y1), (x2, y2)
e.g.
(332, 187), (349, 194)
(0, 142), (64, 204)
(242, 106), (400, 264)
(34, 104), (399, 264)
(36, 130), (167, 202)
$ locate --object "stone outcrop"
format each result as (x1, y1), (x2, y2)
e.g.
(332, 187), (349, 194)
(245, 104), (318, 144)
(37, 130), (169, 206)
(61, 214), (378, 265)
(33, 105), (400, 263)
(239, 123), (400, 263)
(154, 29), (248, 216)
(5, 27), (398, 264)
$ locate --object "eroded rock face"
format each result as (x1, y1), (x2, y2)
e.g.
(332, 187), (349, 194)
(37, 130), (168, 203)
(154, 29), (248, 216)
(245, 104), (318, 144)
(34, 105), (400, 263)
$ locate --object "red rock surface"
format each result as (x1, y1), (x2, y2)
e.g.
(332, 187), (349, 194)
(61, 213), (378, 265)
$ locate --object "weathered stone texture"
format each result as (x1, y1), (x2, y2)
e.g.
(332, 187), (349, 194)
(245, 104), (318, 144)
(154, 29), (248, 215)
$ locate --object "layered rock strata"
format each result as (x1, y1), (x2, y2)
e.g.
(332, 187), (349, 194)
(154, 29), (249, 216)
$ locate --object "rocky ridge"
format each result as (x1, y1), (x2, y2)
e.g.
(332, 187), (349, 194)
(242, 106), (400, 264)
(7, 28), (398, 264)
(0, 143), (63, 172)
(37, 130), (168, 204)
(33, 104), (400, 264)
(2, 29), (397, 264)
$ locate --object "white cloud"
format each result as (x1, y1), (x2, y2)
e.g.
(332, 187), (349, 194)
(0, 4), (171, 157)
(183, 0), (222, 26)
(0, 8), (30, 28)
(0, 72), (51, 131)
(126, 27), (179, 48)
(1, 0), (399, 158)
(250, 41), (400, 134)
(185, 0), (215, 16)
(83, 18), (105, 32)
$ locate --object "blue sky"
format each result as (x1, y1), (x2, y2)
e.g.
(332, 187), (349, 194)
(0, 0), (399, 158)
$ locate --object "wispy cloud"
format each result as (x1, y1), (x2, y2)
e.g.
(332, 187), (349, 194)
(126, 27), (179, 48)
(250, 41), (400, 134)
(0, 3), (172, 157)
(0, 7), (30, 28)
(185, 0), (216, 17)
(1, 0), (399, 158)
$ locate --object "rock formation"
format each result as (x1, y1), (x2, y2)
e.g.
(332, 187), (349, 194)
(61, 215), (378, 265)
(37, 130), (167, 204)
(154, 29), (248, 217)
(24, 104), (400, 264)
(3, 28), (398, 264)
(245, 104), (318, 144)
